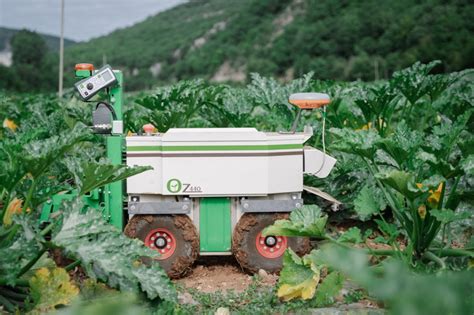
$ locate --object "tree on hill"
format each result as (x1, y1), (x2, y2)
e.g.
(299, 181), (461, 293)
(8, 30), (56, 92)
(11, 29), (48, 67)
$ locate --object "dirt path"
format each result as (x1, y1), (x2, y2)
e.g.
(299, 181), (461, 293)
(174, 256), (277, 293)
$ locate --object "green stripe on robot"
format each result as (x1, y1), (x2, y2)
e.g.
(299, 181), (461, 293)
(126, 144), (302, 152)
(127, 145), (162, 151)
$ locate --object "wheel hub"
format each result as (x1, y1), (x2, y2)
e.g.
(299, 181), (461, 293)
(144, 228), (176, 260)
(155, 237), (167, 249)
(265, 236), (277, 247)
(255, 231), (287, 259)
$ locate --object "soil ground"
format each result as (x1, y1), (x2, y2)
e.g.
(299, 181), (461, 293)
(173, 255), (383, 314)
(174, 256), (278, 293)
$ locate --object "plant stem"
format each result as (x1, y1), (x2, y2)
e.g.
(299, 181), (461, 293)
(441, 223), (448, 247)
(324, 235), (398, 256)
(376, 212), (403, 259)
(363, 158), (408, 232)
(1, 288), (28, 300)
(323, 235), (353, 249)
(423, 251), (446, 270)
(407, 199), (420, 255)
(0, 294), (15, 312)
(0, 191), (11, 224)
(0, 279), (29, 286)
(65, 260), (81, 272)
(366, 248), (398, 256)
(16, 248), (47, 278)
(0, 188), (6, 203)
(40, 221), (56, 236)
(430, 248), (474, 258)
(400, 98), (409, 123)
(445, 176), (460, 210)
(23, 179), (36, 213)
(1, 224), (20, 246)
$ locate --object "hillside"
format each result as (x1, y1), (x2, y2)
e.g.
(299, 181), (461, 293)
(62, 0), (473, 89)
(0, 27), (75, 51)
(0, 27), (75, 68)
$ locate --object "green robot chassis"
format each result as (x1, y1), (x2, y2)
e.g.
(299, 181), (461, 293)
(41, 64), (337, 278)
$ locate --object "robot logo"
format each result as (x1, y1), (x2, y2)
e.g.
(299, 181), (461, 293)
(166, 178), (182, 193)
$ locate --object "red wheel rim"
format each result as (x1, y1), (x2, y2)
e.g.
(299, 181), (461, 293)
(255, 231), (287, 258)
(144, 228), (176, 260)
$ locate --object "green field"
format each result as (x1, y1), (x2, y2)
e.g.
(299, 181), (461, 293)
(0, 61), (472, 314)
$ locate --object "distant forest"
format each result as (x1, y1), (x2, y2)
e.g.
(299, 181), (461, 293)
(2, 0), (473, 92)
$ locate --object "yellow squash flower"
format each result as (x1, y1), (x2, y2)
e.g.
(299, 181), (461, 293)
(416, 182), (444, 208)
(427, 183), (443, 207)
(3, 118), (18, 131)
(357, 122), (372, 131)
(418, 204), (427, 219)
(3, 198), (23, 226)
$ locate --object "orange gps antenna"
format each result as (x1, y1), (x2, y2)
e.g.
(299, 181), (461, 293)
(74, 63), (95, 79)
(288, 93), (330, 133)
(289, 93), (330, 109)
(75, 63), (95, 71)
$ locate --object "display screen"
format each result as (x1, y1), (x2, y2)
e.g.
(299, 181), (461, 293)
(102, 70), (113, 82)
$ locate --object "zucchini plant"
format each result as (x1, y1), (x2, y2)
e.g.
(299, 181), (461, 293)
(329, 61), (473, 262)
(262, 62), (473, 311)
(0, 98), (175, 313)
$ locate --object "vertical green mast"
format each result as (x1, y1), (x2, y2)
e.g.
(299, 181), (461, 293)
(110, 71), (123, 120)
(41, 65), (126, 229)
(106, 70), (125, 229)
(75, 65), (125, 229)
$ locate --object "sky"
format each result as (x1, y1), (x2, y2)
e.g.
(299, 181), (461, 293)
(0, 0), (185, 42)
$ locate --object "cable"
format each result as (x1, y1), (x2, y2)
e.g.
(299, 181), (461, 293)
(96, 101), (117, 120)
(313, 106), (327, 175)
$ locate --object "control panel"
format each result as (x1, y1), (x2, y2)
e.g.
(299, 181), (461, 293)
(74, 65), (117, 101)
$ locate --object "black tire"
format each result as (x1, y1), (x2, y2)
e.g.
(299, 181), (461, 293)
(124, 214), (199, 278)
(232, 213), (310, 274)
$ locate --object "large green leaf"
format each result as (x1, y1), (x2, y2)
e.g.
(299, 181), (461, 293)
(338, 227), (364, 244)
(376, 170), (424, 200)
(24, 123), (91, 178)
(314, 271), (345, 306)
(54, 292), (151, 315)
(277, 248), (345, 304)
(329, 128), (381, 159)
(0, 140), (27, 193)
(376, 121), (423, 167)
(277, 249), (320, 301)
(424, 73), (460, 102)
(425, 110), (472, 161)
(430, 209), (472, 225)
(374, 219), (400, 243)
(353, 83), (398, 133)
(354, 185), (387, 221)
(52, 203), (176, 301)
(66, 159), (152, 195)
(135, 80), (222, 132)
(461, 155), (474, 176)
(0, 227), (43, 285)
(262, 205), (327, 237)
(391, 61), (441, 105)
(316, 244), (474, 315)
(30, 267), (79, 312)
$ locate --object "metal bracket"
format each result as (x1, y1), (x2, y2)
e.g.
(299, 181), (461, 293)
(128, 201), (192, 214)
(303, 185), (342, 211)
(240, 198), (303, 212)
(290, 107), (303, 133)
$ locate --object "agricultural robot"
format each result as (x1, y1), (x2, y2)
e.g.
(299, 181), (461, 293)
(41, 64), (337, 278)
